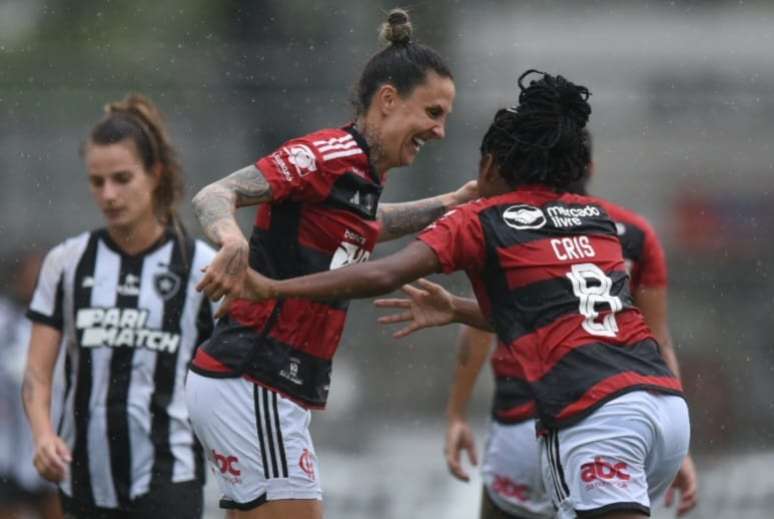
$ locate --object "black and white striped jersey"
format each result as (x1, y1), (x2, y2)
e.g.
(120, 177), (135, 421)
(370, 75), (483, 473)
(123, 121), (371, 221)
(27, 228), (216, 509)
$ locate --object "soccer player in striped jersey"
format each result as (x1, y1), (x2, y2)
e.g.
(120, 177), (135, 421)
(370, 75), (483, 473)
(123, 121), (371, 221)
(186, 8), (475, 519)
(22, 94), (215, 518)
(383, 131), (695, 519)
(240, 70), (692, 519)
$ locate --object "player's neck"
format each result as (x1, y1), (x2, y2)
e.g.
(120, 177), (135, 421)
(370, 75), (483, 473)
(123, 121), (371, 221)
(106, 214), (165, 256)
(354, 116), (389, 180)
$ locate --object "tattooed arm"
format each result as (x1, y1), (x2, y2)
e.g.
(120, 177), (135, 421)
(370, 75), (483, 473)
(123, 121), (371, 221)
(192, 165), (273, 302)
(23, 323), (71, 482)
(445, 325), (494, 481)
(376, 180), (477, 242)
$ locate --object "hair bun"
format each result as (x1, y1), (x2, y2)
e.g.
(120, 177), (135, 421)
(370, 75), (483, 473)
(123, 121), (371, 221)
(105, 93), (163, 127)
(380, 8), (412, 45)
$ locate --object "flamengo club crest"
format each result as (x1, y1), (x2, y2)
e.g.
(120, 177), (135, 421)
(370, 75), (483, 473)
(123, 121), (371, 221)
(153, 271), (181, 300)
(286, 144), (317, 176)
(299, 449), (315, 480)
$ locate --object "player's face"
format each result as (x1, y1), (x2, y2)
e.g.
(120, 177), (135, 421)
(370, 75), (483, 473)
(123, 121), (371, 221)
(378, 71), (455, 169)
(85, 140), (158, 232)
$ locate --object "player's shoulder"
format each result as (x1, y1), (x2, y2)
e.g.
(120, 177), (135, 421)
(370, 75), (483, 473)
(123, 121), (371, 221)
(43, 230), (93, 271)
(588, 196), (655, 232)
(295, 126), (370, 172)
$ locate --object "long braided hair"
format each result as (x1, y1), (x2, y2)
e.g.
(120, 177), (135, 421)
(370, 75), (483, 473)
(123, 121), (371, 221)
(480, 69), (592, 190)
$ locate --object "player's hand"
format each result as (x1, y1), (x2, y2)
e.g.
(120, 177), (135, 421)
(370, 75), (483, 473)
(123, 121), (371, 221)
(444, 418), (478, 482)
(373, 278), (455, 338)
(33, 433), (71, 482)
(196, 237), (249, 302)
(450, 180), (479, 207)
(664, 455), (698, 516)
(213, 268), (277, 319)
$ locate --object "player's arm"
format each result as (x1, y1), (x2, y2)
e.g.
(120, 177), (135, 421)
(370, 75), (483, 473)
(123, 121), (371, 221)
(376, 180), (478, 242)
(22, 322), (71, 482)
(375, 279), (493, 338)
(193, 165), (274, 303)
(445, 325), (494, 481)
(634, 285), (680, 378)
(239, 240), (439, 307)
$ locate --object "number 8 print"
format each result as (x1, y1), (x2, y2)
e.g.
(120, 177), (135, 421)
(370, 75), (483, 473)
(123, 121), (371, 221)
(566, 263), (623, 337)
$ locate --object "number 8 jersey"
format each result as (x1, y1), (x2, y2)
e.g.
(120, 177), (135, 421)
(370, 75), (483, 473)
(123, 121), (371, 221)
(418, 185), (683, 430)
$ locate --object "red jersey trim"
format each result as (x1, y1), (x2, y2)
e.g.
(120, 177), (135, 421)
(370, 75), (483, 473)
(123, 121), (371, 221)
(191, 348), (232, 374)
(555, 373), (683, 421)
(494, 401), (537, 423)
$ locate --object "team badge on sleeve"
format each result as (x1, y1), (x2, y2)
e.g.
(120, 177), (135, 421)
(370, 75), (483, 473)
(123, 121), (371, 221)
(286, 144), (317, 176)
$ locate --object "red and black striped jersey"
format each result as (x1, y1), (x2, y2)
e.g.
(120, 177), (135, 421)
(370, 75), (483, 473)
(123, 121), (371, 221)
(594, 197), (667, 290)
(419, 185), (682, 429)
(192, 125), (383, 409)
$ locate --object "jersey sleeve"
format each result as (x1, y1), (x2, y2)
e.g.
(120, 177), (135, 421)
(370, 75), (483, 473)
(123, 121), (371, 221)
(192, 240), (219, 331)
(638, 220), (668, 288)
(255, 136), (338, 203)
(417, 204), (486, 274)
(27, 243), (67, 330)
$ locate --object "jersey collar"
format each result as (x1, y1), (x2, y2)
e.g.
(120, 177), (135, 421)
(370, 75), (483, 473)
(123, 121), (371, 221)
(98, 227), (174, 259)
(343, 123), (380, 185)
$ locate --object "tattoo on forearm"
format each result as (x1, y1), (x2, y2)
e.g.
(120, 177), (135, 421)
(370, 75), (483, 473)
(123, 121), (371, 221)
(377, 199), (447, 242)
(225, 166), (273, 206)
(193, 187), (235, 242)
(193, 166), (272, 244)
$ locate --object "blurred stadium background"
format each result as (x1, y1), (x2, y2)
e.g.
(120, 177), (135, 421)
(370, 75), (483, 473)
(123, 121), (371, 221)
(2, 1), (773, 517)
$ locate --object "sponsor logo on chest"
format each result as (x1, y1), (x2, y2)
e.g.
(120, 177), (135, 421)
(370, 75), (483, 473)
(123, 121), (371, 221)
(76, 307), (181, 353)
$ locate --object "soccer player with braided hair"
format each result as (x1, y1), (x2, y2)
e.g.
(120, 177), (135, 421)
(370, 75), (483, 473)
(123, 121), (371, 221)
(239, 70), (691, 519)
(403, 128), (696, 519)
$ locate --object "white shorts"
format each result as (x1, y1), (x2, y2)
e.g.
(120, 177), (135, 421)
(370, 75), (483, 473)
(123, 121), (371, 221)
(540, 390), (690, 518)
(481, 420), (554, 518)
(184, 371), (322, 510)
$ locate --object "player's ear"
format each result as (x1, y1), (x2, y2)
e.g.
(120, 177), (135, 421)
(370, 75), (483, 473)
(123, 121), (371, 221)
(372, 84), (399, 117)
(479, 153), (498, 182)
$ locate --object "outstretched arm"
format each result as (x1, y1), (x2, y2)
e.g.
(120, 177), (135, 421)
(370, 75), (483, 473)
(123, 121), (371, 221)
(444, 325), (494, 481)
(193, 165), (273, 303)
(377, 180), (478, 242)
(374, 278), (492, 337)
(236, 241), (441, 316)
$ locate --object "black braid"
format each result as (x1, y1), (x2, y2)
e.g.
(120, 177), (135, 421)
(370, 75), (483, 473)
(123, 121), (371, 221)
(480, 69), (592, 190)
